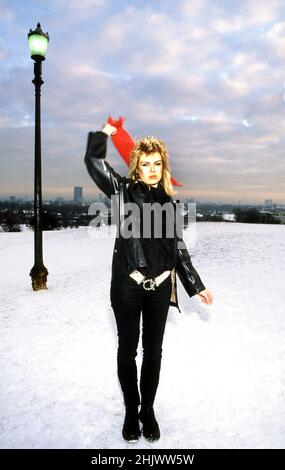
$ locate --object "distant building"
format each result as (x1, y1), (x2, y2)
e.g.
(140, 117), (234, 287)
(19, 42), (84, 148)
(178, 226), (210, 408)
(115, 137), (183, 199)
(55, 197), (65, 203)
(9, 196), (16, 203)
(263, 199), (273, 208)
(74, 187), (83, 203)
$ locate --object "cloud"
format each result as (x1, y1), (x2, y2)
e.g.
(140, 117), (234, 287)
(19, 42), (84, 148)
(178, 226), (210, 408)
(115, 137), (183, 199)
(0, 3), (14, 20)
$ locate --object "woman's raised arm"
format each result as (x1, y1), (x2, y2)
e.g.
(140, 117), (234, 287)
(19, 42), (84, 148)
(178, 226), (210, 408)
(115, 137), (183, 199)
(84, 123), (124, 198)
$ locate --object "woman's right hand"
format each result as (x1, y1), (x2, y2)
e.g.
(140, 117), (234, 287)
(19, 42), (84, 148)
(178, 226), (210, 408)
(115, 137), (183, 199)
(101, 122), (117, 136)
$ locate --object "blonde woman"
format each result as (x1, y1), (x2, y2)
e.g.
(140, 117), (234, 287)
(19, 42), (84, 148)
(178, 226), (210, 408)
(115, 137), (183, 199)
(84, 121), (213, 443)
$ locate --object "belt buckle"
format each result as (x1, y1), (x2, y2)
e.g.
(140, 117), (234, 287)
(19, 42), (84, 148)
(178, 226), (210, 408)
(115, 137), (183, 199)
(142, 279), (156, 291)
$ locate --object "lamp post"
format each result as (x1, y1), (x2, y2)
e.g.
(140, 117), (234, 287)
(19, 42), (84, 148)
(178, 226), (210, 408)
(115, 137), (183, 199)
(28, 23), (49, 291)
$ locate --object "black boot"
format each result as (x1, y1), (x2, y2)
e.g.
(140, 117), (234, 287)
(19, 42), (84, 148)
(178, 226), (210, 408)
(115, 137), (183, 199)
(122, 405), (141, 442)
(138, 407), (160, 442)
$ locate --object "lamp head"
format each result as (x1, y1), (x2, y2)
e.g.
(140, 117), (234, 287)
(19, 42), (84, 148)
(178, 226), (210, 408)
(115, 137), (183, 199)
(28, 23), (49, 62)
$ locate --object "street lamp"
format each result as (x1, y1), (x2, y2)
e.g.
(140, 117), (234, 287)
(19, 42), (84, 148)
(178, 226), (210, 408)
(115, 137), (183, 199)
(28, 23), (49, 291)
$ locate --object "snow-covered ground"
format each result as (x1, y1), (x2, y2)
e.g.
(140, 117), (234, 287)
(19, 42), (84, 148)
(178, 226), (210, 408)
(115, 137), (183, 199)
(0, 222), (284, 449)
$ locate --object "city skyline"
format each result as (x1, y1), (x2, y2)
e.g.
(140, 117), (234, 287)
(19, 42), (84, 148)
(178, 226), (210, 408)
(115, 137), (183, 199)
(1, 0), (285, 204)
(1, 189), (283, 208)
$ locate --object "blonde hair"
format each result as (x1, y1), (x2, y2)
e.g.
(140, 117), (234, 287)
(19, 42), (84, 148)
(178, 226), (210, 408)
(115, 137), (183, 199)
(129, 136), (177, 196)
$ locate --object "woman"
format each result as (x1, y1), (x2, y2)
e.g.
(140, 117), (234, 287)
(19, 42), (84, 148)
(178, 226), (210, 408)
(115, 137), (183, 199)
(84, 121), (213, 443)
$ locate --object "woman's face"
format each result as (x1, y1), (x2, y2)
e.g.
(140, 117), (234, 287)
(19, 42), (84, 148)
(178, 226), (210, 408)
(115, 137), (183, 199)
(137, 152), (163, 187)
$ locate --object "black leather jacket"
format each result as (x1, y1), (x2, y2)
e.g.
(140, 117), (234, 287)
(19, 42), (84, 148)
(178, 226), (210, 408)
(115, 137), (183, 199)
(84, 131), (206, 312)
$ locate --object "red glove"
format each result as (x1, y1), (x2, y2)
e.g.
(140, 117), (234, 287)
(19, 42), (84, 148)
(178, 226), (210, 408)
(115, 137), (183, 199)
(107, 115), (183, 187)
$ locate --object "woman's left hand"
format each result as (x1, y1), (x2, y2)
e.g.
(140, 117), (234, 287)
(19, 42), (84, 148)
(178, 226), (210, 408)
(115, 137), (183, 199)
(197, 289), (213, 305)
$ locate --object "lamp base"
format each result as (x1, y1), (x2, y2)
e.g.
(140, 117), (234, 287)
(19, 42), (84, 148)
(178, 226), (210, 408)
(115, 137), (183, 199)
(30, 265), (48, 291)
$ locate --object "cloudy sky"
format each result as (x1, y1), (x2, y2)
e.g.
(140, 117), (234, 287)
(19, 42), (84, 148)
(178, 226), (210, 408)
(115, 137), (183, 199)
(1, 0), (285, 204)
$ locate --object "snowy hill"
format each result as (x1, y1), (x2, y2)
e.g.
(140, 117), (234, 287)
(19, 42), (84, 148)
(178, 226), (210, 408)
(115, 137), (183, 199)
(0, 222), (285, 449)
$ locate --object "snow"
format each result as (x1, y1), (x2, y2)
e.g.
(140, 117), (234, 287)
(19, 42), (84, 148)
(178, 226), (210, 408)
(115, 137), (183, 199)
(222, 213), (236, 221)
(0, 222), (285, 449)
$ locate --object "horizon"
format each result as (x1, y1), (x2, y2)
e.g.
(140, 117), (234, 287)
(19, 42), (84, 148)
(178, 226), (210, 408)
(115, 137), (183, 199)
(1, 193), (282, 207)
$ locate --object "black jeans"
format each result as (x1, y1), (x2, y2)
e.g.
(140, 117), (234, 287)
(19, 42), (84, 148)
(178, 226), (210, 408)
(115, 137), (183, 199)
(110, 274), (172, 408)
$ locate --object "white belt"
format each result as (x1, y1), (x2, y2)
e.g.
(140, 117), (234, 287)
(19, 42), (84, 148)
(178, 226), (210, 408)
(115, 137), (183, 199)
(129, 269), (171, 291)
